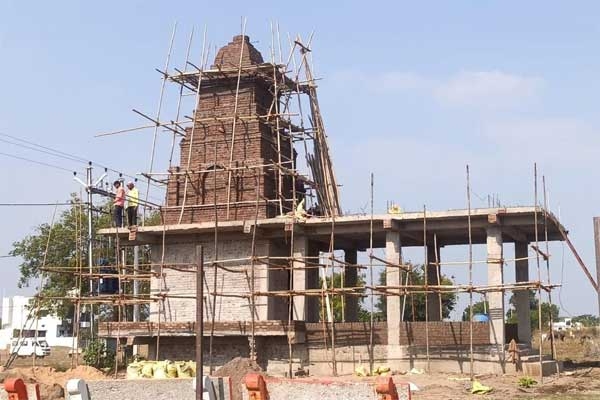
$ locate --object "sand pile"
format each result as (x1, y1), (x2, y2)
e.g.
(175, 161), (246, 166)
(214, 357), (263, 400)
(0, 365), (106, 399)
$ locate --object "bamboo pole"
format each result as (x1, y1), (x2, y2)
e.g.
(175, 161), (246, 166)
(534, 163), (543, 384)
(423, 205), (431, 372)
(543, 176), (559, 374)
(368, 173), (375, 374)
(144, 22), (177, 224)
(467, 165), (474, 380)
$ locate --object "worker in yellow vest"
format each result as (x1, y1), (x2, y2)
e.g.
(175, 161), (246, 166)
(126, 182), (139, 227)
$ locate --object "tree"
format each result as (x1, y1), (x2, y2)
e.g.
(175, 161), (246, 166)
(10, 195), (154, 322)
(373, 264), (457, 321)
(319, 272), (368, 322)
(572, 314), (600, 327)
(504, 292), (559, 329)
(462, 301), (489, 321)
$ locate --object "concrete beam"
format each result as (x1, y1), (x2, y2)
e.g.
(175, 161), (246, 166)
(502, 225), (527, 243)
(515, 242), (531, 344)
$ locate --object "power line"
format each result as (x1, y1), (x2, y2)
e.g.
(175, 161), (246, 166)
(0, 132), (166, 192)
(0, 136), (86, 164)
(0, 203), (73, 206)
(0, 151), (78, 173)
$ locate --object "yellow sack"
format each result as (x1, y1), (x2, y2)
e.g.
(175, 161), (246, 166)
(166, 362), (178, 378)
(126, 363), (142, 379)
(186, 361), (197, 375)
(377, 365), (390, 373)
(141, 362), (154, 378)
(354, 365), (368, 377)
(177, 362), (193, 378)
(153, 362), (168, 379)
(471, 381), (493, 395)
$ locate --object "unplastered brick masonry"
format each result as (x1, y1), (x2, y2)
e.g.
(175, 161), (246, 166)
(164, 35), (294, 224)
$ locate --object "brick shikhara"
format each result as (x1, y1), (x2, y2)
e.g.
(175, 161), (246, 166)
(165, 35), (295, 224)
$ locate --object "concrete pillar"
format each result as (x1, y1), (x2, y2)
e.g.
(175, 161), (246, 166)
(487, 226), (505, 348)
(292, 237), (319, 322)
(426, 244), (441, 321)
(343, 249), (359, 322)
(515, 242), (531, 344)
(386, 231), (402, 346)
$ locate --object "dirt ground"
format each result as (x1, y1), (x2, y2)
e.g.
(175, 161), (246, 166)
(1, 340), (599, 399)
(393, 365), (600, 399)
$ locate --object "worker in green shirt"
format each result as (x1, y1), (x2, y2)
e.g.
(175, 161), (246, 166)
(126, 182), (139, 227)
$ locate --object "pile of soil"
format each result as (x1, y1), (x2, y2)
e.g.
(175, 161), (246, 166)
(214, 357), (263, 400)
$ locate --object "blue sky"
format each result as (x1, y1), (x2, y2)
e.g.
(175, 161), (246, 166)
(1, 1), (599, 318)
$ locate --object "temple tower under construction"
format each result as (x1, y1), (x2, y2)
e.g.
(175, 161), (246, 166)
(165, 35), (296, 224)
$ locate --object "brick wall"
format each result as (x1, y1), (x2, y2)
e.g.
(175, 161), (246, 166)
(400, 321), (489, 346)
(213, 35), (264, 68)
(164, 35), (295, 224)
(148, 336), (250, 366)
(305, 322), (490, 347)
(149, 236), (295, 322)
(305, 322), (388, 346)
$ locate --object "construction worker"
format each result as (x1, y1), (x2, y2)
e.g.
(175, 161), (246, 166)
(113, 180), (125, 227)
(126, 182), (139, 227)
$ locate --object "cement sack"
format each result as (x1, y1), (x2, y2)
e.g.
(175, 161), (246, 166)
(187, 361), (197, 375)
(166, 362), (178, 378)
(153, 362), (168, 379)
(141, 362), (155, 378)
(177, 362), (193, 378)
(127, 363), (142, 379)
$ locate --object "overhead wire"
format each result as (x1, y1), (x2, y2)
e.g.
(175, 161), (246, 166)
(0, 203), (73, 206)
(0, 151), (79, 173)
(0, 131), (166, 192)
(0, 132), (166, 207)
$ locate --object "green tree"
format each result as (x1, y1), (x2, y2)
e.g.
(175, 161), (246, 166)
(572, 314), (600, 327)
(505, 292), (559, 329)
(462, 301), (489, 321)
(374, 265), (457, 321)
(319, 272), (368, 321)
(10, 195), (154, 321)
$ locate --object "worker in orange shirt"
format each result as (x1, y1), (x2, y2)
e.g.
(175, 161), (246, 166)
(113, 180), (125, 227)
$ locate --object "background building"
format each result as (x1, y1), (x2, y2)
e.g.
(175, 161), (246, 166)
(0, 296), (75, 349)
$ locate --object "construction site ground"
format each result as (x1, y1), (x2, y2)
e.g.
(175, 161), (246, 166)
(0, 338), (599, 399)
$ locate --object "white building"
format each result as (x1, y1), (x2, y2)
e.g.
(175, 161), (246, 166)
(0, 296), (75, 349)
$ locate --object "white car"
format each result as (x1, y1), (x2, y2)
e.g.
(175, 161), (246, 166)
(9, 338), (51, 357)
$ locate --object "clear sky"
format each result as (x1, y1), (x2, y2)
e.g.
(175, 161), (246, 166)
(1, 1), (599, 318)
